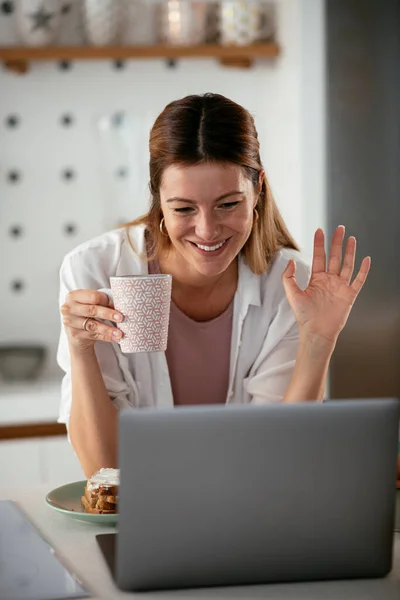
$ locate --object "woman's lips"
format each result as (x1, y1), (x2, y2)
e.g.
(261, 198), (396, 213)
(189, 238), (230, 256)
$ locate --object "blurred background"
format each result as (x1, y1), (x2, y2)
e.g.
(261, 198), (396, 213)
(0, 0), (398, 487)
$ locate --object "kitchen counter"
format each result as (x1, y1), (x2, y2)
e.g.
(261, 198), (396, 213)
(0, 378), (62, 425)
(2, 486), (400, 600)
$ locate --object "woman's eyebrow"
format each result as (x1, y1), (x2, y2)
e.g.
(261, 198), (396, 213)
(165, 191), (245, 204)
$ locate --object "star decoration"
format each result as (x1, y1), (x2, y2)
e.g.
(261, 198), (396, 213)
(28, 3), (55, 32)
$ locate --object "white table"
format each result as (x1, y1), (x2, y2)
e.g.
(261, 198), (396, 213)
(2, 486), (400, 600)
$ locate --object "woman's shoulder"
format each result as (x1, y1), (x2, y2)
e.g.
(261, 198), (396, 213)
(64, 224), (146, 260)
(59, 224), (148, 287)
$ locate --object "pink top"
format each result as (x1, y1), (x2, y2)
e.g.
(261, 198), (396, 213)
(149, 260), (233, 406)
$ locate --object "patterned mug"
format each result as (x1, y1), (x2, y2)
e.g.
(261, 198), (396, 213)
(110, 275), (172, 354)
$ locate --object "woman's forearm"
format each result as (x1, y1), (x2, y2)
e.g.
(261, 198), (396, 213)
(69, 346), (118, 478)
(283, 332), (336, 403)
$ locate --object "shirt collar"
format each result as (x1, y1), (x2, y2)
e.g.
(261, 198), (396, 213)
(237, 253), (262, 310)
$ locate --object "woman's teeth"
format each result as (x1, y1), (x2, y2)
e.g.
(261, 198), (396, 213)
(195, 240), (226, 252)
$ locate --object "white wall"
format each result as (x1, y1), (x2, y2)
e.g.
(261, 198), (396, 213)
(300, 0), (326, 261)
(0, 0), (325, 379)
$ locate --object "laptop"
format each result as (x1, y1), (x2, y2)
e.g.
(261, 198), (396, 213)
(96, 398), (400, 592)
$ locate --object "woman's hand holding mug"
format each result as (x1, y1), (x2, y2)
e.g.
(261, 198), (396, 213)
(60, 290), (124, 352)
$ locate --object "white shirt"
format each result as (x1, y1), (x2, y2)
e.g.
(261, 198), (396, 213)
(57, 225), (311, 426)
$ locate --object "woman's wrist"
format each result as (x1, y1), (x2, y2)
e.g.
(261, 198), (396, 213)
(69, 343), (97, 361)
(282, 330), (336, 403)
(298, 328), (337, 361)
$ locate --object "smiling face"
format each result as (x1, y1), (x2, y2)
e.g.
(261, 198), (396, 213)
(159, 162), (258, 278)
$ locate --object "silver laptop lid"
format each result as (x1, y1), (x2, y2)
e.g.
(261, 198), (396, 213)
(117, 399), (400, 591)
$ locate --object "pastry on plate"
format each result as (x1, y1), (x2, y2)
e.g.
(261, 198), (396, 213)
(81, 467), (119, 514)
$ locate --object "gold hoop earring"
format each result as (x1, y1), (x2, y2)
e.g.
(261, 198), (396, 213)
(253, 207), (259, 224)
(159, 217), (169, 237)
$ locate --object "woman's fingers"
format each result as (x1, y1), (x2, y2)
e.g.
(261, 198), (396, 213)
(311, 229), (327, 274)
(60, 289), (124, 346)
(67, 299), (122, 323)
(66, 290), (119, 316)
(340, 236), (356, 283)
(61, 311), (122, 341)
(350, 256), (371, 297)
(281, 258), (301, 304)
(69, 317), (122, 343)
(313, 227), (368, 290)
(327, 225), (345, 275)
(62, 290), (123, 323)
(70, 289), (113, 307)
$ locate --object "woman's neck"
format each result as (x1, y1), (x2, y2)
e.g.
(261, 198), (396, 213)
(158, 249), (238, 321)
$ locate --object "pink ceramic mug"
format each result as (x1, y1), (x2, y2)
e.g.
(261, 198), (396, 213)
(110, 275), (172, 353)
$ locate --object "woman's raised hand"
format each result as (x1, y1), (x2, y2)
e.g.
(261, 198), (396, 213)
(282, 226), (371, 345)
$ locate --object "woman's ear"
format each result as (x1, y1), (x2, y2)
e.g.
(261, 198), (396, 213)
(258, 170), (265, 194)
(255, 169), (265, 203)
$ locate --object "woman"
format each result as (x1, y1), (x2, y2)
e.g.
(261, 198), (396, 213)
(58, 93), (371, 478)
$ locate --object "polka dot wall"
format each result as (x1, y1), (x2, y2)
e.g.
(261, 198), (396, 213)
(0, 0), (306, 378)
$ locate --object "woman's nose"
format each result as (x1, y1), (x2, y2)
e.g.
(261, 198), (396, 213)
(195, 212), (221, 241)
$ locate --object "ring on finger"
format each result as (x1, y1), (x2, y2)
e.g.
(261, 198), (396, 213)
(82, 317), (91, 331)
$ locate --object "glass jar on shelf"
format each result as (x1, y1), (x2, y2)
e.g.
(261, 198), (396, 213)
(156, 0), (208, 46)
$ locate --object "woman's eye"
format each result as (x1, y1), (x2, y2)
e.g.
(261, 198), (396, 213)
(173, 202), (239, 214)
(173, 207), (194, 214)
(219, 202), (239, 210)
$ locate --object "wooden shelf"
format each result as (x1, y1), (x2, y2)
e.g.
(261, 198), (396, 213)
(0, 43), (279, 73)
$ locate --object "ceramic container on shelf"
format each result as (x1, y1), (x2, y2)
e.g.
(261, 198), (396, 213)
(258, 0), (276, 41)
(219, 0), (276, 46)
(57, 0), (86, 46)
(204, 1), (221, 43)
(122, 0), (158, 46)
(15, 0), (62, 47)
(156, 0), (208, 46)
(82, 0), (124, 46)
